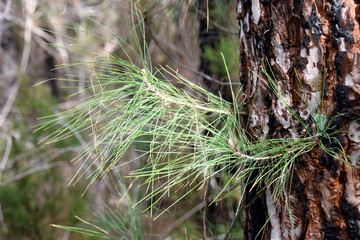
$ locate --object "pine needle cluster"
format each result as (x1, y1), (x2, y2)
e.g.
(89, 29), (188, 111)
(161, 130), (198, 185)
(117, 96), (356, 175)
(36, 2), (356, 238)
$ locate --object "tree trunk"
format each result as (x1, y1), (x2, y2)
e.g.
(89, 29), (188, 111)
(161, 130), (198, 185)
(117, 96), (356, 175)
(237, 1), (360, 239)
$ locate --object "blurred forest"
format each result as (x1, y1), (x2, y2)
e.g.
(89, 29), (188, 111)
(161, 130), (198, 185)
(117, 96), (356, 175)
(0, 0), (240, 239)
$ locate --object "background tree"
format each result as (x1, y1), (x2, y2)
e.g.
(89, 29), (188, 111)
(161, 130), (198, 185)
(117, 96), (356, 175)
(237, 1), (360, 239)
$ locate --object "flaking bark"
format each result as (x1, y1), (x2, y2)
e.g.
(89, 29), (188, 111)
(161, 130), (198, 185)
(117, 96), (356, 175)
(237, 1), (360, 239)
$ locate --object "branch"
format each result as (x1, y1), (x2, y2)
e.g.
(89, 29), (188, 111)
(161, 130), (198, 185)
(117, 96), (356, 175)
(203, 178), (210, 239)
(141, 69), (230, 115)
(198, 10), (238, 35)
(162, 195), (216, 236)
(228, 139), (286, 161)
(0, 78), (20, 128)
(234, 151), (285, 161)
(222, 199), (241, 240)
(0, 136), (11, 180)
(0, 162), (62, 187)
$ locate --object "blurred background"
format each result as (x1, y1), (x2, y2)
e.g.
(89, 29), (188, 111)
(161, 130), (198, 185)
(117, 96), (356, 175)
(0, 0), (240, 239)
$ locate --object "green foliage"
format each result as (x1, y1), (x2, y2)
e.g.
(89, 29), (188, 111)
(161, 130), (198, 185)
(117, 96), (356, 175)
(202, 38), (239, 77)
(35, 1), (358, 239)
(262, 62), (352, 162)
(0, 170), (88, 240)
(0, 74), (88, 240)
(50, 179), (144, 240)
(37, 6), (317, 222)
(16, 76), (57, 118)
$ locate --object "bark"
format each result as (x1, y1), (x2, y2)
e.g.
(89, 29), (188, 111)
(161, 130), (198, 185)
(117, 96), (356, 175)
(237, 0), (360, 239)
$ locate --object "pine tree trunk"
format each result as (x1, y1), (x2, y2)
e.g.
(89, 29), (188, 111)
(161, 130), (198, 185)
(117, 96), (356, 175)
(237, 1), (360, 239)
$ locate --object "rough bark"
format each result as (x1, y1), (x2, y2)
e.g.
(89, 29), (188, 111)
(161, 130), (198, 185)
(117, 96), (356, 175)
(237, 0), (360, 239)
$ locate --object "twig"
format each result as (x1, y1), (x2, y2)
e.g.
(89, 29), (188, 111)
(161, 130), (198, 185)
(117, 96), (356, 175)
(163, 190), (236, 238)
(203, 178), (210, 239)
(6, 146), (81, 170)
(141, 69), (230, 115)
(206, 0), (209, 32)
(149, 29), (184, 58)
(198, 10), (238, 35)
(0, 135), (10, 234)
(0, 78), (20, 128)
(62, 231), (70, 240)
(220, 181), (242, 194)
(0, 204), (8, 234)
(150, 29), (241, 86)
(222, 199), (241, 240)
(0, 0), (12, 42)
(234, 151), (285, 160)
(0, 0), (11, 20)
(0, 162), (62, 187)
(162, 195), (216, 237)
(228, 139), (286, 161)
(0, 135), (12, 180)
(20, 0), (36, 71)
(5, 14), (55, 43)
